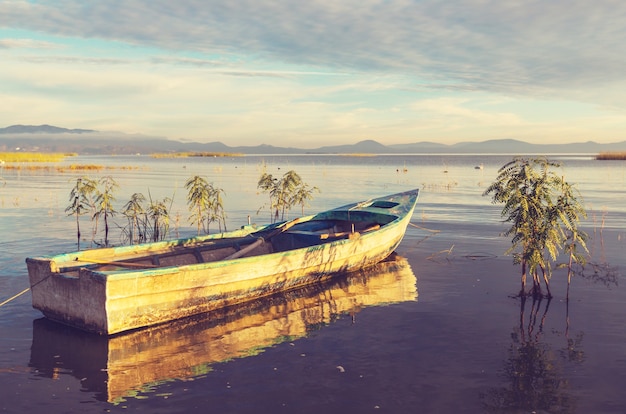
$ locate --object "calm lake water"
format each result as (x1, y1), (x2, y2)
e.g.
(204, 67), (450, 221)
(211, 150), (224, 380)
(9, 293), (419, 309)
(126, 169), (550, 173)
(1, 154), (625, 413)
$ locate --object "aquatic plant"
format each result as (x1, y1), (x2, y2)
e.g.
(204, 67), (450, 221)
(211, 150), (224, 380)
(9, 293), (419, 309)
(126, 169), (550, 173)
(151, 152), (243, 158)
(146, 193), (173, 242)
(208, 185), (227, 233)
(556, 182), (589, 301)
(94, 176), (119, 246)
(291, 182), (320, 216)
(0, 152), (72, 162)
(121, 192), (147, 245)
(257, 169), (317, 223)
(65, 177), (98, 250)
(596, 151), (626, 160)
(185, 175), (227, 235)
(0, 164), (140, 172)
(483, 157), (588, 298)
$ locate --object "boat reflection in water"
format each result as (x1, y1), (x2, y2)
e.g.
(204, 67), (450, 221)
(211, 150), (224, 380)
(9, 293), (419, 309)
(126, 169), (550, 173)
(29, 254), (417, 403)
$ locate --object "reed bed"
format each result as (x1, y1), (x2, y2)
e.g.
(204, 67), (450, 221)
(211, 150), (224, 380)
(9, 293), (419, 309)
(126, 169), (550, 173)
(1, 164), (140, 172)
(0, 152), (75, 162)
(596, 152), (626, 160)
(151, 152), (243, 158)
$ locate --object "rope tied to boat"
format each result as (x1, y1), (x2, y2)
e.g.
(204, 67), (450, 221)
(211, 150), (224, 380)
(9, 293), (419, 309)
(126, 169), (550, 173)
(0, 287), (30, 308)
(0, 268), (62, 308)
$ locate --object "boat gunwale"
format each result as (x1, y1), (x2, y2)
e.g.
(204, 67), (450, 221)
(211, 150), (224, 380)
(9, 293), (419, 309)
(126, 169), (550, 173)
(80, 211), (409, 279)
(28, 189), (419, 278)
(26, 188), (419, 335)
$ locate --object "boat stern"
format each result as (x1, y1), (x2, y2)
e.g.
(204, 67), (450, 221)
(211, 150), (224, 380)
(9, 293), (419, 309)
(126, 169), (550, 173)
(26, 257), (109, 334)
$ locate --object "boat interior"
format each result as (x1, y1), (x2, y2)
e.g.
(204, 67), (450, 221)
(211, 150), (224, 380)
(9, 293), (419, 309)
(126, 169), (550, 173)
(60, 216), (393, 274)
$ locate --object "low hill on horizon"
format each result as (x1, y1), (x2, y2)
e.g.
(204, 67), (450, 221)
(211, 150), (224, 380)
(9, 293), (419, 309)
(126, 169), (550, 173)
(2, 124), (626, 155)
(0, 124), (96, 134)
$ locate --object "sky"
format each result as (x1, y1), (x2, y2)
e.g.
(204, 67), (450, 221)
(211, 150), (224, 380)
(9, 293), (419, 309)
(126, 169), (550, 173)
(1, 0), (626, 148)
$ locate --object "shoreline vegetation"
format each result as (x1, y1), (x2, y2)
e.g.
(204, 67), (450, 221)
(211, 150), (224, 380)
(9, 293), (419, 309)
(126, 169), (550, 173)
(0, 152), (76, 162)
(151, 152), (244, 158)
(0, 151), (626, 160)
(3, 150), (625, 162)
(61, 169), (315, 248)
(596, 152), (626, 160)
(0, 152), (141, 172)
(2, 164), (140, 172)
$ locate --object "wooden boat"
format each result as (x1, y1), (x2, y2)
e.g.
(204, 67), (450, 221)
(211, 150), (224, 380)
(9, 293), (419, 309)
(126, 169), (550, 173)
(26, 189), (419, 335)
(30, 256), (417, 403)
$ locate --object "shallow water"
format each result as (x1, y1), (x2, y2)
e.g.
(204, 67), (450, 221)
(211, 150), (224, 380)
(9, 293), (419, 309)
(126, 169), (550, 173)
(1, 154), (625, 413)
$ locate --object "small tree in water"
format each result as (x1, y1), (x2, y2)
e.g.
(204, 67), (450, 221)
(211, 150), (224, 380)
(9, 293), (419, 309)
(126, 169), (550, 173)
(185, 175), (211, 235)
(65, 177), (97, 250)
(483, 157), (587, 298)
(122, 192), (146, 245)
(207, 185), (227, 232)
(257, 170), (318, 223)
(94, 176), (119, 246)
(556, 179), (589, 301)
(291, 182), (320, 216)
(185, 175), (227, 234)
(147, 194), (172, 242)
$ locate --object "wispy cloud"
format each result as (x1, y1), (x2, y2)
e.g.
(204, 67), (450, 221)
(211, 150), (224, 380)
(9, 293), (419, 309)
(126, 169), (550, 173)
(1, 0), (626, 144)
(19, 55), (129, 65)
(0, 38), (61, 50)
(3, 1), (624, 90)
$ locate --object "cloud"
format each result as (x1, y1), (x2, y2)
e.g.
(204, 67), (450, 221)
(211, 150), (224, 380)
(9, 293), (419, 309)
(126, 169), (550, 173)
(410, 98), (523, 127)
(19, 55), (129, 66)
(2, 0), (625, 97)
(0, 38), (62, 50)
(1, 0), (626, 145)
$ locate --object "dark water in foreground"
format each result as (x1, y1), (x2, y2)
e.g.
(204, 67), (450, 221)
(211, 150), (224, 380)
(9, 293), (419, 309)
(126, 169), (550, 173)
(1, 154), (625, 413)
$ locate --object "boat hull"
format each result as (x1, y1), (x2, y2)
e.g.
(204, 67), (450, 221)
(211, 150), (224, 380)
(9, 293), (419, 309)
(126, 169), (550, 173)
(30, 256), (417, 402)
(26, 189), (418, 334)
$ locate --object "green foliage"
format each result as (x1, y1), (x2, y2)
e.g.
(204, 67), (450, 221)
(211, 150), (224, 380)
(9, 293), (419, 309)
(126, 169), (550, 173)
(122, 193), (146, 245)
(147, 194), (173, 242)
(184, 175), (226, 235)
(185, 175), (211, 235)
(483, 157), (588, 298)
(65, 177), (97, 250)
(66, 176), (180, 246)
(207, 185), (227, 233)
(94, 176), (119, 246)
(291, 182), (320, 215)
(257, 170), (318, 222)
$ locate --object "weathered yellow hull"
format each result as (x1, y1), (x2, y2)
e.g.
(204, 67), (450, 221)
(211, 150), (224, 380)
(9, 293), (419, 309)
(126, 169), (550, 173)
(30, 257), (417, 403)
(26, 189), (418, 334)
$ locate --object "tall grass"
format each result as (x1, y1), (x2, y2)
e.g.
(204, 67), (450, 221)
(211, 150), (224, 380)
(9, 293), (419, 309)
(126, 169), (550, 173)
(596, 152), (626, 160)
(2, 164), (140, 172)
(151, 152), (244, 158)
(0, 152), (75, 162)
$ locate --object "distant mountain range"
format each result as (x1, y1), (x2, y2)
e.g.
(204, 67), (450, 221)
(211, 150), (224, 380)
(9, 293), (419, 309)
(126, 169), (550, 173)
(2, 124), (626, 155)
(0, 124), (96, 134)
